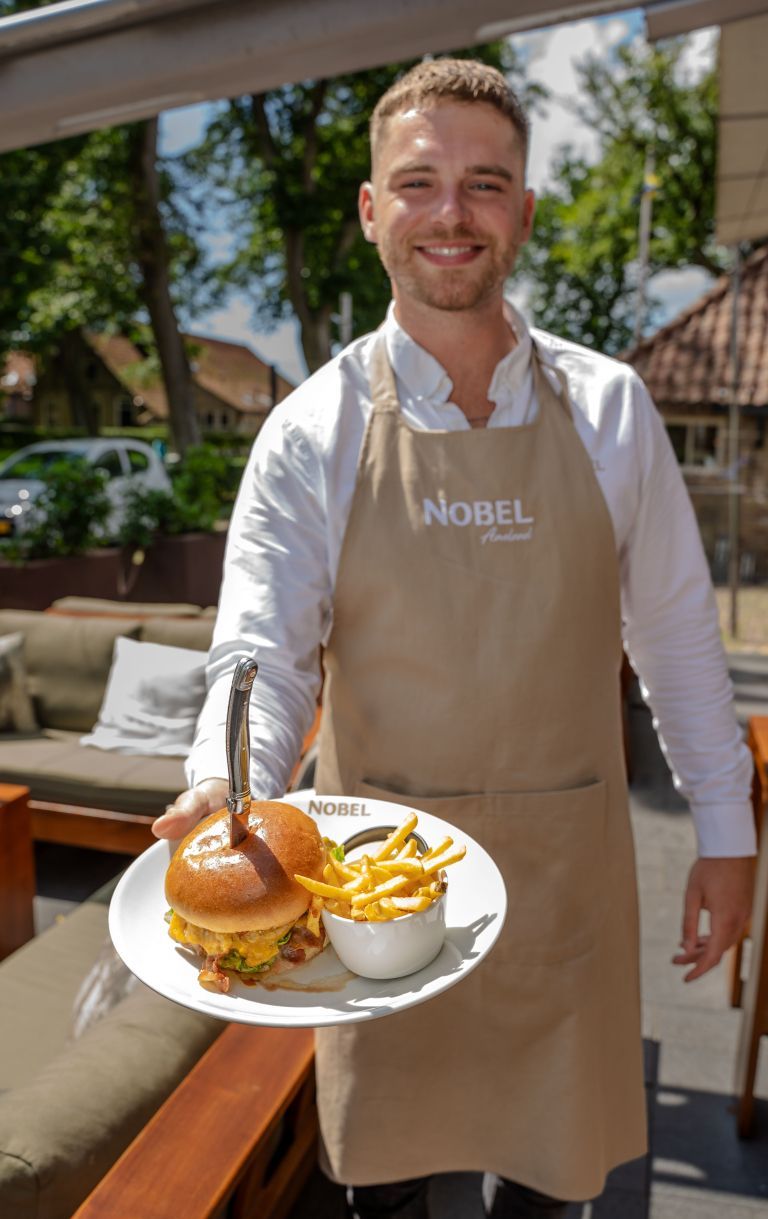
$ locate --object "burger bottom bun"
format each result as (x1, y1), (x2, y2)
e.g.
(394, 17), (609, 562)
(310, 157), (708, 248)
(165, 801), (326, 932)
(257, 933), (327, 980)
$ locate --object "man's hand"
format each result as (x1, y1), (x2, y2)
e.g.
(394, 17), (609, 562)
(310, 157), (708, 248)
(672, 856), (755, 983)
(152, 777), (229, 840)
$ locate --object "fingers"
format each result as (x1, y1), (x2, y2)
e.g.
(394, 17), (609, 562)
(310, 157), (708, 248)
(673, 910), (746, 983)
(672, 933), (725, 983)
(673, 857), (755, 983)
(152, 779), (228, 839)
(680, 876), (702, 956)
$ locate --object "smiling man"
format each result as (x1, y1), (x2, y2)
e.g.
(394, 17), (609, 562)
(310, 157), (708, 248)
(154, 60), (755, 1218)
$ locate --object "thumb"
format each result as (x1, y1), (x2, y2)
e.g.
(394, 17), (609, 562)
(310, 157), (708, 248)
(152, 779), (227, 839)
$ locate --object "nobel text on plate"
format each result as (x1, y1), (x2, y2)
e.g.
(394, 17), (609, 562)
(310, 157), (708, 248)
(307, 800), (371, 818)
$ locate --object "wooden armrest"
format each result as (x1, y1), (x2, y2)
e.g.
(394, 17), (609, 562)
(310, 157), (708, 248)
(73, 1023), (317, 1219)
(29, 797), (155, 856)
(0, 783), (35, 958)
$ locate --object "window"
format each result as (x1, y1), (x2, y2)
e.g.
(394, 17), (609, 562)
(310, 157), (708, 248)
(665, 420), (724, 469)
(92, 450), (124, 479)
(127, 448), (149, 473)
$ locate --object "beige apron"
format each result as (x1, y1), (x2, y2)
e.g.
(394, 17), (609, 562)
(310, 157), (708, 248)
(314, 333), (646, 1201)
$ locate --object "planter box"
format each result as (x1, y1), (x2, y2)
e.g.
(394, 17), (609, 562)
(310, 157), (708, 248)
(0, 532), (227, 611)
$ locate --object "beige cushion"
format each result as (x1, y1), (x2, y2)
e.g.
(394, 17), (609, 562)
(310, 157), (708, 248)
(0, 610), (142, 731)
(140, 615), (214, 652)
(0, 898), (114, 1089)
(50, 597), (203, 617)
(0, 633), (37, 732)
(0, 985), (221, 1219)
(0, 730), (187, 814)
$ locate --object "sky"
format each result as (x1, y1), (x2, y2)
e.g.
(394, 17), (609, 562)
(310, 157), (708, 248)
(158, 8), (721, 385)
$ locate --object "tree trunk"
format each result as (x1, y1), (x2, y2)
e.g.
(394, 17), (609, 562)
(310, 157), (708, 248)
(127, 120), (200, 456)
(284, 228), (333, 373)
(297, 309), (333, 374)
(58, 329), (100, 434)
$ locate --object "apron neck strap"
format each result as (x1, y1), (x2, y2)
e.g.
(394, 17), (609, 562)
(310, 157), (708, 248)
(369, 331), (401, 414)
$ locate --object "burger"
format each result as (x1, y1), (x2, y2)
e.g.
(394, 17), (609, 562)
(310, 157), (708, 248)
(165, 800), (328, 992)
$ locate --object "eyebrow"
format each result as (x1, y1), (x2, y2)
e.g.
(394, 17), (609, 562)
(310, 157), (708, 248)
(467, 164), (513, 181)
(390, 162), (513, 181)
(390, 162), (438, 175)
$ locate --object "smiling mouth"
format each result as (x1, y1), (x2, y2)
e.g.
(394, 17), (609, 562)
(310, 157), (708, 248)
(416, 244), (484, 265)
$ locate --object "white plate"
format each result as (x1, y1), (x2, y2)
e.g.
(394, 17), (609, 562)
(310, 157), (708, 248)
(109, 793), (507, 1028)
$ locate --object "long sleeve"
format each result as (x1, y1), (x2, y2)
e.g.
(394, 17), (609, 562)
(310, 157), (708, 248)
(186, 409), (333, 797)
(620, 374), (756, 857)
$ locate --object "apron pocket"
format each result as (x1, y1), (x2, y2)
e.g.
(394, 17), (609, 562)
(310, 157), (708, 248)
(355, 778), (608, 966)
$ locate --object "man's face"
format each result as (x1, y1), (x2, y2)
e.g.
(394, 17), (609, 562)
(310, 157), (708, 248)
(359, 101), (535, 315)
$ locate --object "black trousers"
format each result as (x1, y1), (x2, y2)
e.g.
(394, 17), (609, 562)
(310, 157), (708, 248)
(347, 1175), (570, 1218)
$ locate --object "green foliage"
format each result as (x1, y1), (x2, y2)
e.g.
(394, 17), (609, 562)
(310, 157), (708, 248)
(116, 444), (229, 549)
(0, 125), (215, 357)
(516, 39), (727, 354)
(7, 458), (111, 561)
(116, 486), (179, 551)
(170, 443), (230, 530)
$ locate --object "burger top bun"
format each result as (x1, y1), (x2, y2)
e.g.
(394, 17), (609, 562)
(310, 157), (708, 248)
(165, 800), (325, 933)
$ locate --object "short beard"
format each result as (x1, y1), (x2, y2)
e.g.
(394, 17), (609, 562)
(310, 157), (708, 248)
(378, 233), (520, 314)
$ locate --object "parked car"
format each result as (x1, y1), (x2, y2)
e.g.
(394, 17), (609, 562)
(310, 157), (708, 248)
(0, 438), (171, 538)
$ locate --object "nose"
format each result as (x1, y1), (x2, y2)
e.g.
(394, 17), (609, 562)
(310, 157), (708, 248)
(432, 184), (471, 228)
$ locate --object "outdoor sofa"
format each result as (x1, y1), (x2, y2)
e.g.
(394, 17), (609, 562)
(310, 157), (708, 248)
(0, 598), (319, 1218)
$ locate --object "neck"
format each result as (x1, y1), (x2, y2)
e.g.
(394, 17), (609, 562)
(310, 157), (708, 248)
(392, 293), (516, 407)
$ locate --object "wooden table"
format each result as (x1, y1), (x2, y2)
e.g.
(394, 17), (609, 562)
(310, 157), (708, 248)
(734, 717), (768, 1136)
(0, 783), (35, 959)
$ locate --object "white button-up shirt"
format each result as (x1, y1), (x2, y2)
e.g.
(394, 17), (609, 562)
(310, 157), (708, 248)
(188, 302), (756, 858)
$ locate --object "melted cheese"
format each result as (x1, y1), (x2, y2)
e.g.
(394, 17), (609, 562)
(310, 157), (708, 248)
(168, 894), (326, 968)
(168, 913), (293, 967)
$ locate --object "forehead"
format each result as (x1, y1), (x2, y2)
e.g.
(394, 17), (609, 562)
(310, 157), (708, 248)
(374, 101), (524, 173)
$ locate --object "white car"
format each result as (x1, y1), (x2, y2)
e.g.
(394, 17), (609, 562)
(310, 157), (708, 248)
(0, 438), (172, 538)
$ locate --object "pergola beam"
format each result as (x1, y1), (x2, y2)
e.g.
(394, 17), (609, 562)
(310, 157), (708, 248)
(0, 0), (674, 153)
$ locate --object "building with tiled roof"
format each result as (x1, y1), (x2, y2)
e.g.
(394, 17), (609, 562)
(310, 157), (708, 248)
(0, 352), (37, 418)
(1, 330), (296, 436)
(624, 245), (768, 580)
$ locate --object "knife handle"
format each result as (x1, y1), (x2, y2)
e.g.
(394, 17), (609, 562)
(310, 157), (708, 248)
(225, 657), (259, 819)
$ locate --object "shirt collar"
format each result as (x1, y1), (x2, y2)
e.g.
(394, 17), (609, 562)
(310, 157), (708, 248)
(382, 298), (533, 408)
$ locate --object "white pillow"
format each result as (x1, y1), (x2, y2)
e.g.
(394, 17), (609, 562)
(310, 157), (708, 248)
(80, 636), (207, 757)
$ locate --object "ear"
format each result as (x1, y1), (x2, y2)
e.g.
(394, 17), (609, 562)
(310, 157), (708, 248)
(521, 189), (536, 244)
(358, 181), (377, 244)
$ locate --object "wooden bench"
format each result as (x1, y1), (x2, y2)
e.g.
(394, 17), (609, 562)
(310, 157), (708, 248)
(0, 783), (35, 960)
(734, 715), (768, 1136)
(0, 781), (321, 1217)
(73, 1023), (318, 1219)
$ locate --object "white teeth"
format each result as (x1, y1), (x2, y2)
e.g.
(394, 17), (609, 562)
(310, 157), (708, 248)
(425, 246), (473, 256)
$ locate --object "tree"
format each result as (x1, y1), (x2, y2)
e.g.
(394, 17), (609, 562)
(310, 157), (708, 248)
(516, 39), (728, 354)
(126, 119), (201, 454)
(191, 46), (543, 372)
(0, 106), (210, 451)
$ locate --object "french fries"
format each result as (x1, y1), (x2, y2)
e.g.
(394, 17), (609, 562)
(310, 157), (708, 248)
(295, 816), (466, 922)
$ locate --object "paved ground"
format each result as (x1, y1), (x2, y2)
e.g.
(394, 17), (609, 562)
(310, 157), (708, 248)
(31, 653), (768, 1218)
(281, 658), (768, 1219)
